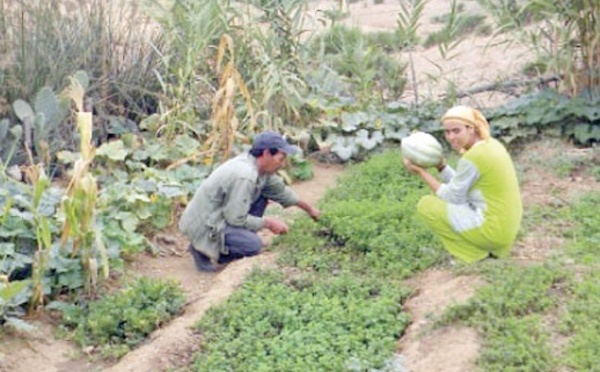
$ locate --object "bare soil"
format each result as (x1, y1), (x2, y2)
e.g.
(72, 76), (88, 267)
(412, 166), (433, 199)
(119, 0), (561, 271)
(1, 1), (598, 372)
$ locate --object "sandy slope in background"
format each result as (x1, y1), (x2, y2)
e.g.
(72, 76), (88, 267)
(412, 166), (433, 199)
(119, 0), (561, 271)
(308, 0), (533, 107)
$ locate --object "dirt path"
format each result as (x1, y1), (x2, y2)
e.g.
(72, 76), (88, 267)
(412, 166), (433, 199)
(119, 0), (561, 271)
(397, 270), (485, 372)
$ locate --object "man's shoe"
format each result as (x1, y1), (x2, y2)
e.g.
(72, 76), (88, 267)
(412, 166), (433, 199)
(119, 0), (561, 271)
(188, 245), (218, 272)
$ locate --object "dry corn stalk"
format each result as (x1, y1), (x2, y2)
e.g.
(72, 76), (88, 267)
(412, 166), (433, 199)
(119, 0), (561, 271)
(59, 75), (108, 295)
(203, 34), (255, 164)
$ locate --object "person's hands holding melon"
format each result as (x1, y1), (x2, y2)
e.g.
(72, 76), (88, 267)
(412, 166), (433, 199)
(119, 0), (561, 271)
(401, 131), (445, 174)
(402, 157), (425, 174)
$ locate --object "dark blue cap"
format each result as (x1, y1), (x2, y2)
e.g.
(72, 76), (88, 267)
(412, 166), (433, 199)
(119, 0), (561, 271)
(253, 131), (299, 155)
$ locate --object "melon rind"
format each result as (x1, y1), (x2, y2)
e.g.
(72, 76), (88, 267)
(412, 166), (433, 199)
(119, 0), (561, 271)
(401, 131), (443, 168)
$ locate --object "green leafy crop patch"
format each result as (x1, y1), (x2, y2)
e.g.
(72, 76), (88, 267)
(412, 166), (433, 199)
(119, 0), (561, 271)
(277, 150), (445, 278)
(561, 271), (600, 370)
(563, 193), (600, 263)
(479, 315), (554, 372)
(56, 277), (185, 360)
(439, 263), (569, 370)
(190, 149), (599, 371)
(322, 150), (427, 203)
(191, 150), (444, 371)
(193, 269), (410, 371)
(445, 263), (567, 322)
(320, 197), (442, 277)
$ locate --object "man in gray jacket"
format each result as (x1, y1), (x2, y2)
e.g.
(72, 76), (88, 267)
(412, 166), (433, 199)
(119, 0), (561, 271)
(179, 131), (321, 272)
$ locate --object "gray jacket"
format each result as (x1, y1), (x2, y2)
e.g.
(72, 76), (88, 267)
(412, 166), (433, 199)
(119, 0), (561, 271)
(178, 153), (299, 261)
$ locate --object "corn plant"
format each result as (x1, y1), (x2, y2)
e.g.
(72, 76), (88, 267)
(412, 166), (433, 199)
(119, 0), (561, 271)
(25, 164), (52, 313)
(204, 34), (255, 164)
(147, 0), (230, 140)
(242, 0), (310, 129)
(59, 73), (108, 295)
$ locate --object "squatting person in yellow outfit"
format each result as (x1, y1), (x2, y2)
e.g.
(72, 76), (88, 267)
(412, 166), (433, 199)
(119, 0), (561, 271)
(403, 105), (522, 263)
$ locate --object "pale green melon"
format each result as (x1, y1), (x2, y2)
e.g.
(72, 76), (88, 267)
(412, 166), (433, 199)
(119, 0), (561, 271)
(401, 131), (443, 168)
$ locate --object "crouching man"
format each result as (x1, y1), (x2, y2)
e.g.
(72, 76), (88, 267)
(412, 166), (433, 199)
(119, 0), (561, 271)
(179, 131), (321, 272)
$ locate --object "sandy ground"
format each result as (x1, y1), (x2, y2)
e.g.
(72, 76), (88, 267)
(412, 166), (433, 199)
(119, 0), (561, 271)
(306, 0), (534, 108)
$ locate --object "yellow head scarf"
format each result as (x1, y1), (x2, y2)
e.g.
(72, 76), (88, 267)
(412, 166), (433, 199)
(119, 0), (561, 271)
(441, 105), (491, 141)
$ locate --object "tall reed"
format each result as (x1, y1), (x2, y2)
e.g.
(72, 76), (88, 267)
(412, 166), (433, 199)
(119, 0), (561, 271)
(479, 0), (600, 96)
(0, 0), (162, 122)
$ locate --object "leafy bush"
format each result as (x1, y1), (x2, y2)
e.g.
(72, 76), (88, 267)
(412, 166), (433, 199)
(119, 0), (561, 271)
(57, 277), (185, 360)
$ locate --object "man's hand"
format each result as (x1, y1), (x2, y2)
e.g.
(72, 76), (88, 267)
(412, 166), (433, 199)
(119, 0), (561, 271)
(263, 217), (289, 235)
(307, 206), (320, 221)
(296, 200), (321, 221)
